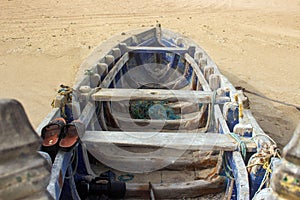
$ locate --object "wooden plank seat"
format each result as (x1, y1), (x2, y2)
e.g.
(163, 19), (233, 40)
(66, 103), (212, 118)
(126, 46), (188, 54)
(82, 131), (256, 152)
(105, 125), (209, 133)
(90, 158), (225, 198)
(125, 176), (225, 199)
(88, 147), (219, 171)
(92, 88), (230, 103)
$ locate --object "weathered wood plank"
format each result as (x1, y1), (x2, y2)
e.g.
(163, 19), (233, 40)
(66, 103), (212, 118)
(78, 101), (96, 129)
(226, 151), (250, 200)
(214, 105), (256, 152)
(184, 53), (211, 91)
(87, 145), (218, 171)
(100, 53), (129, 88)
(153, 176), (225, 199)
(98, 54), (130, 131)
(92, 88), (230, 104)
(82, 131), (255, 151)
(126, 46), (188, 54)
(47, 151), (73, 199)
(214, 105), (231, 134)
(126, 176), (225, 199)
(106, 125), (208, 133)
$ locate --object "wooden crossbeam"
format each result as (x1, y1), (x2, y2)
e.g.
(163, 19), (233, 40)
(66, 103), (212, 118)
(126, 46), (188, 54)
(82, 131), (256, 152)
(92, 88), (230, 103)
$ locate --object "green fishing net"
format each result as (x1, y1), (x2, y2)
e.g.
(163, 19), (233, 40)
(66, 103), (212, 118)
(129, 100), (180, 120)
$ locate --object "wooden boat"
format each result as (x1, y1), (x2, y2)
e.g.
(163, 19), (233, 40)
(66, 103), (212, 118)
(1, 25), (298, 200)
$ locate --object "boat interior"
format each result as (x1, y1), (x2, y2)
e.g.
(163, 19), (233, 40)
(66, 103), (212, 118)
(35, 26), (266, 199)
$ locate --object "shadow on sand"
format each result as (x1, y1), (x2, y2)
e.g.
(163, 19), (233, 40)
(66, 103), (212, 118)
(220, 69), (300, 150)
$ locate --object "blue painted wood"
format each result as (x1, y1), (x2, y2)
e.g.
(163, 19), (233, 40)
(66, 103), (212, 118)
(226, 107), (239, 132)
(185, 64), (193, 82)
(170, 54), (180, 70)
(75, 144), (89, 175)
(226, 151), (250, 200)
(47, 150), (73, 199)
(35, 26), (275, 200)
(60, 167), (80, 200)
(68, 166), (81, 200)
(215, 105), (250, 199)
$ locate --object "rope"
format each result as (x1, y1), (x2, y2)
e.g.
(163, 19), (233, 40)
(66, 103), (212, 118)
(228, 132), (247, 160)
(252, 157), (274, 198)
(247, 143), (281, 198)
(51, 85), (73, 118)
(246, 162), (265, 169)
(275, 148), (281, 159)
(251, 133), (277, 146)
(235, 86), (300, 111)
(222, 153), (234, 180)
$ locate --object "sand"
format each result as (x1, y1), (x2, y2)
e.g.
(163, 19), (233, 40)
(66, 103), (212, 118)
(0, 0), (299, 148)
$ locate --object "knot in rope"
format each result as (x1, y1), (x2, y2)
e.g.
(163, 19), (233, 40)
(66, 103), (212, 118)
(229, 132), (247, 160)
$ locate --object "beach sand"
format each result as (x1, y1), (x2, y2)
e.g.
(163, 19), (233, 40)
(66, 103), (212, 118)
(0, 0), (299, 148)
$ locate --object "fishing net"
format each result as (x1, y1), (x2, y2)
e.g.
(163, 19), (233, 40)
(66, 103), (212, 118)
(129, 100), (180, 120)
